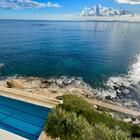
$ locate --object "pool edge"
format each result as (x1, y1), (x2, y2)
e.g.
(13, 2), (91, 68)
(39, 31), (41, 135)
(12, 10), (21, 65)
(0, 86), (63, 108)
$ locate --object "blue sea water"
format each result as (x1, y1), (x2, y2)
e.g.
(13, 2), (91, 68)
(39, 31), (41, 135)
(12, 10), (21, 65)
(0, 20), (140, 88)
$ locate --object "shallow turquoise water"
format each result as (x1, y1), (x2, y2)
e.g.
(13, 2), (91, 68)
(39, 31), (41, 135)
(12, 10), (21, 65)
(0, 20), (140, 87)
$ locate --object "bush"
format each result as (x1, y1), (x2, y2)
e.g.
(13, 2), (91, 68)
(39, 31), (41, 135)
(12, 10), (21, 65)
(93, 124), (131, 140)
(45, 108), (131, 140)
(59, 95), (130, 132)
(45, 95), (140, 140)
(44, 108), (94, 140)
(131, 125), (140, 138)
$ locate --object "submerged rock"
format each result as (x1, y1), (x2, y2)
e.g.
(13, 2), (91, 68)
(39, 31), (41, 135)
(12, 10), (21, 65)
(0, 63), (4, 69)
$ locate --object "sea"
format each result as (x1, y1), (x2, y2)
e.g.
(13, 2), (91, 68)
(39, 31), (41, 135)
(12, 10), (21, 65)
(0, 20), (140, 107)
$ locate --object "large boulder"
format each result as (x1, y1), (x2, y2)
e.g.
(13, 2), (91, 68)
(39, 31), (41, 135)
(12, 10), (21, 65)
(7, 80), (24, 89)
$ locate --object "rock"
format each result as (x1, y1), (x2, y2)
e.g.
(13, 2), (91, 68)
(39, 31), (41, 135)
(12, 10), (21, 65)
(40, 78), (56, 88)
(131, 117), (140, 124)
(40, 79), (48, 84)
(105, 95), (112, 100)
(7, 80), (24, 89)
(123, 102), (132, 108)
(40, 83), (51, 88)
(0, 63), (4, 69)
(49, 89), (58, 94)
(63, 78), (75, 85)
(132, 119), (140, 125)
(108, 112), (121, 120)
(131, 101), (139, 107)
(123, 101), (139, 108)
(123, 118), (132, 123)
(113, 85), (119, 90)
(123, 89), (130, 94)
(41, 78), (53, 84)
(131, 117), (136, 121)
(93, 105), (98, 109)
(55, 79), (65, 88)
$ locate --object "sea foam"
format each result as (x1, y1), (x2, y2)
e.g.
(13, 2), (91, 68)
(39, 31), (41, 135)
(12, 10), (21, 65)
(102, 54), (140, 108)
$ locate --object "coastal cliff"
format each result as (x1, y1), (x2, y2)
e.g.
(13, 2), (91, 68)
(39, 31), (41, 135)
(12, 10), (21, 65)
(1, 76), (140, 139)
(0, 76), (140, 121)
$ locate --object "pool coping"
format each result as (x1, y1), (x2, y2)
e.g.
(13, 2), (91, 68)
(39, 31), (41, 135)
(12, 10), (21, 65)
(0, 86), (63, 108)
(0, 129), (27, 140)
(38, 131), (51, 140)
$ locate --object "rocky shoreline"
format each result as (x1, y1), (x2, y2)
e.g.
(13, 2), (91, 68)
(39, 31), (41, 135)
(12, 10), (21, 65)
(0, 76), (140, 124)
(0, 76), (97, 100)
(0, 76), (139, 108)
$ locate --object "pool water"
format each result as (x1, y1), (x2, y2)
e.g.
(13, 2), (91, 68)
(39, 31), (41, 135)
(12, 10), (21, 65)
(0, 96), (51, 140)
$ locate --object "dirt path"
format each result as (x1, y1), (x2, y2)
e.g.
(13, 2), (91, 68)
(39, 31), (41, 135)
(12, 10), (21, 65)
(88, 99), (140, 117)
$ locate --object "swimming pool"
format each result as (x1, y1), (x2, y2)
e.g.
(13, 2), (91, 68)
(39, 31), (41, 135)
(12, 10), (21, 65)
(0, 96), (51, 140)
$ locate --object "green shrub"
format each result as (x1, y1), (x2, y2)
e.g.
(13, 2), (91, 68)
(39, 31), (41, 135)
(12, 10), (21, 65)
(45, 95), (140, 140)
(94, 124), (131, 140)
(45, 108), (131, 140)
(44, 108), (94, 140)
(59, 95), (130, 132)
(131, 125), (140, 138)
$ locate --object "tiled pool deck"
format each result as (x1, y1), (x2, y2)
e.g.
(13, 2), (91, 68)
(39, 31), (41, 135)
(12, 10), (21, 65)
(0, 129), (27, 140)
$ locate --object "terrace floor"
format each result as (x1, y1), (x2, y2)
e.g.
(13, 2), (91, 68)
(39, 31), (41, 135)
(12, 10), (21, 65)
(0, 129), (27, 140)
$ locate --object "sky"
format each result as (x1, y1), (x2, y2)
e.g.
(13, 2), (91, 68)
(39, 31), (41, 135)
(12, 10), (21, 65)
(0, 0), (140, 20)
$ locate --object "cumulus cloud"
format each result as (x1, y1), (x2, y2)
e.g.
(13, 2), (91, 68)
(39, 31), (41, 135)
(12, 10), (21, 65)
(0, 0), (61, 10)
(81, 4), (131, 16)
(115, 0), (140, 4)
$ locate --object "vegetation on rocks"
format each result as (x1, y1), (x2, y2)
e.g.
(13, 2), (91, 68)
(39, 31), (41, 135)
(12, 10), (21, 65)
(59, 95), (130, 132)
(44, 94), (140, 140)
(131, 125), (140, 138)
(44, 108), (94, 140)
(93, 124), (131, 140)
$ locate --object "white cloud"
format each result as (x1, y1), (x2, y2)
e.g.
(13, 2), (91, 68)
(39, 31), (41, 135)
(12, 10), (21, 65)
(115, 0), (140, 4)
(0, 0), (61, 10)
(81, 4), (131, 16)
